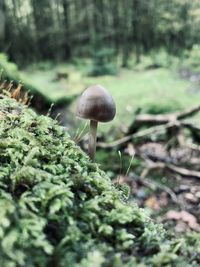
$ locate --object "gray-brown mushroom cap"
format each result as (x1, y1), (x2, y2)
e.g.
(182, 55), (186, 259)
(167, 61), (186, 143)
(76, 84), (116, 122)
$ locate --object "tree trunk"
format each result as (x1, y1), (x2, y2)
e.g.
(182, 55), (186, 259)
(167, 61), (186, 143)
(62, 0), (71, 59)
(0, 1), (5, 44)
(132, 0), (141, 64)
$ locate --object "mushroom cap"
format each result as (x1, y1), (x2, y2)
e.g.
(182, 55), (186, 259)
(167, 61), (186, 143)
(76, 84), (116, 122)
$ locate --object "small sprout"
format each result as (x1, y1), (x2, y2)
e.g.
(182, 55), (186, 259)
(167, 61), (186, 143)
(125, 153), (135, 176)
(73, 122), (88, 143)
(76, 84), (116, 160)
(117, 150), (122, 184)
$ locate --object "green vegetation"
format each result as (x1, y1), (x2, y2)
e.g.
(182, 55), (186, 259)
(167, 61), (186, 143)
(0, 53), (20, 80)
(181, 45), (200, 73)
(1, 0), (200, 68)
(69, 65), (200, 135)
(0, 94), (200, 267)
(89, 48), (118, 76)
(1, 1), (200, 265)
(0, 54), (79, 104)
(20, 63), (84, 103)
(2, 52), (200, 136)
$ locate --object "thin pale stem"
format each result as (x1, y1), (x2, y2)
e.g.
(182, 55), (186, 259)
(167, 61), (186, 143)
(88, 120), (98, 160)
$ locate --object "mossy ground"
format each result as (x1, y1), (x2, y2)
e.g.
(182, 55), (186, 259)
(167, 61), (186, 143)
(0, 54), (76, 105)
(0, 94), (200, 266)
(2, 54), (200, 136)
(63, 64), (200, 136)
(20, 62), (84, 103)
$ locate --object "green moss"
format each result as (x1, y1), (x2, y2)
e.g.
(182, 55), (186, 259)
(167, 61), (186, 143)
(0, 53), (20, 80)
(20, 63), (81, 103)
(0, 54), (75, 105)
(0, 95), (199, 267)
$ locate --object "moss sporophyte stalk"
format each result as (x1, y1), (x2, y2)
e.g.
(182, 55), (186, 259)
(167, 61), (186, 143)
(0, 86), (200, 266)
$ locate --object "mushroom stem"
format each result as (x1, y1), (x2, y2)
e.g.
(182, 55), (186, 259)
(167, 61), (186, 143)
(88, 120), (98, 160)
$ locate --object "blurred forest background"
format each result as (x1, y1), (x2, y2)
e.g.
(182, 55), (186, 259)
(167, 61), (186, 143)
(1, 0), (200, 65)
(1, 0), (200, 235)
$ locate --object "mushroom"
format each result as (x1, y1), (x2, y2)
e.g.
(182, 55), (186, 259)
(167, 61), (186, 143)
(76, 84), (116, 160)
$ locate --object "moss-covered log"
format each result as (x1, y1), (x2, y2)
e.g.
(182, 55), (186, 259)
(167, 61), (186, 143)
(0, 93), (200, 267)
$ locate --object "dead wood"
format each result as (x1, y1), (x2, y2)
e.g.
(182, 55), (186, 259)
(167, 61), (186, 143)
(98, 117), (200, 150)
(128, 104), (200, 133)
(167, 164), (200, 179)
(139, 175), (178, 203)
(141, 159), (200, 180)
(97, 121), (178, 149)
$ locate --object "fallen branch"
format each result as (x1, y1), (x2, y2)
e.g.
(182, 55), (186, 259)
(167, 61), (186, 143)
(184, 142), (200, 152)
(139, 176), (178, 204)
(98, 119), (200, 149)
(97, 121), (177, 148)
(128, 104), (200, 133)
(142, 159), (200, 180)
(177, 104), (200, 120)
(167, 164), (200, 179)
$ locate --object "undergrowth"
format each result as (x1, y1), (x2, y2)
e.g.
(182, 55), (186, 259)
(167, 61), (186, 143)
(0, 88), (199, 266)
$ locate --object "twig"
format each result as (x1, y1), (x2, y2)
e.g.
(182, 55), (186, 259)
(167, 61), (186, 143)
(166, 164), (200, 179)
(177, 104), (200, 120)
(184, 142), (200, 152)
(142, 158), (200, 180)
(139, 176), (178, 204)
(181, 121), (200, 132)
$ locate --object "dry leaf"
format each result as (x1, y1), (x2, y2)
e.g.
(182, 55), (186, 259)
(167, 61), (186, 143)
(164, 210), (200, 232)
(125, 143), (135, 157)
(175, 221), (188, 233)
(184, 193), (198, 203)
(145, 196), (160, 210)
(159, 192), (169, 207)
(165, 210), (181, 220)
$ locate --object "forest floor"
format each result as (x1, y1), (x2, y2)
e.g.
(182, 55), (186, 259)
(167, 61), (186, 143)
(20, 63), (84, 102)
(21, 62), (200, 135)
(21, 61), (200, 236)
